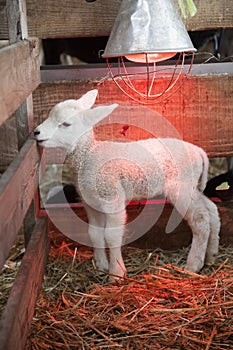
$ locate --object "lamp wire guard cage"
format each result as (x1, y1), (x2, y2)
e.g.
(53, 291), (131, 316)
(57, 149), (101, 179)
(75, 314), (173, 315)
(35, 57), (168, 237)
(102, 0), (196, 104)
(105, 52), (195, 104)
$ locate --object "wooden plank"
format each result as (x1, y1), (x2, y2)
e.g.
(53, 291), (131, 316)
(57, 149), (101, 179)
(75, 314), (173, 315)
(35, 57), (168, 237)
(0, 39), (40, 126)
(1, 0), (232, 39)
(0, 217), (49, 350)
(0, 139), (40, 269)
(129, 201), (233, 249)
(46, 200), (233, 251)
(0, 115), (18, 170)
(32, 72), (233, 158)
(3, 0), (30, 154)
(26, 94), (35, 133)
(184, 0), (233, 31)
(40, 62), (233, 83)
(23, 200), (36, 247)
(0, 94), (45, 171)
(13, 100), (29, 150)
(0, 1), (8, 39)
(6, 0), (28, 43)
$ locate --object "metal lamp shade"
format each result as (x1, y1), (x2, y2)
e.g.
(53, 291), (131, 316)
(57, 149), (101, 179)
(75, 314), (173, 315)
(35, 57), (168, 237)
(102, 0), (196, 103)
(102, 0), (196, 59)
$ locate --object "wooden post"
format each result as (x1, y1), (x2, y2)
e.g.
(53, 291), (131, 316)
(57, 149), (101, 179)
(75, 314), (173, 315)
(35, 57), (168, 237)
(5, 0), (40, 243)
(0, 218), (49, 350)
(6, 0), (30, 148)
(15, 100), (29, 150)
(6, 0), (28, 43)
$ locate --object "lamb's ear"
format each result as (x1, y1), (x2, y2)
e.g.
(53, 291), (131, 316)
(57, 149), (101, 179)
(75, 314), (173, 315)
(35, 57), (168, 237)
(84, 103), (118, 126)
(76, 89), (98, 110)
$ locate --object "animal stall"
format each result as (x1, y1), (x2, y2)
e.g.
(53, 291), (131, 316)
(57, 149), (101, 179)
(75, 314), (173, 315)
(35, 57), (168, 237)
(0, 0), (232, 349)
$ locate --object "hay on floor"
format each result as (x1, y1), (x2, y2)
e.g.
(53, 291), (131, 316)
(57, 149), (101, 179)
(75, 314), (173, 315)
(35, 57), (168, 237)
(24, 229), (233, 350)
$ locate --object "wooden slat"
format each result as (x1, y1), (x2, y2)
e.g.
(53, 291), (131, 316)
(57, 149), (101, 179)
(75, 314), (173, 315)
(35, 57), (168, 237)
(0, 217), (49, 350)
(129, 201), (233, 249)
(0, 95), (37, 170)
(15, 100), (30, 150)
(185, 0), (233, 31)
(0, 139), (40, 269)
(47, 200), (233, 251)
(0, 1), (8, 39)
(32, 72), (233, 158)
(40, 62), (233, 83)
(25, 0), (233, 37)
(6, 0), (28, 43)
(1, 0), (233, 39)
(0, 115), (18, 170)
(0, 39), (40, 126)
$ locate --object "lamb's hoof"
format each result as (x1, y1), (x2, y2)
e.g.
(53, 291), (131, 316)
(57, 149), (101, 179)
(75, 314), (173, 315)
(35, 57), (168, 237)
(108, 266), (126, 283)
(185, 256), (205, 273)
(184, 262), (202, 274)
(109, 273), (125, 284)
(205, 254), (217, 266)
(92, 258), (109, 275)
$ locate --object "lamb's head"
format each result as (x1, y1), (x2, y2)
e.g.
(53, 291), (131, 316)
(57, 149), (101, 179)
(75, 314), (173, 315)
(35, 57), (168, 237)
(34, 89), (118, 149)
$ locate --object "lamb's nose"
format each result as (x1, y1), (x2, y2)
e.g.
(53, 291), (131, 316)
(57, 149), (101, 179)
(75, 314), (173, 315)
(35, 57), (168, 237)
(34, 130), (40, 136)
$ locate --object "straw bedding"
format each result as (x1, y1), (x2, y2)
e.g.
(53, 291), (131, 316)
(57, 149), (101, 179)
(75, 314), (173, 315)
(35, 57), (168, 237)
(24, 227), (233, 350)
(1, 229), (233, 349)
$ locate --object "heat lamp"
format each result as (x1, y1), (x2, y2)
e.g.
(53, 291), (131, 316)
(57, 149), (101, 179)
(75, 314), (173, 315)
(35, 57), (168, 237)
(102, 0), (196, 104)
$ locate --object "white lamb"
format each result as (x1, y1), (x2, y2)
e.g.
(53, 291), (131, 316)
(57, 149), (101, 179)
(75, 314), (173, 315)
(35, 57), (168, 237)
(34, 89), (220, 281)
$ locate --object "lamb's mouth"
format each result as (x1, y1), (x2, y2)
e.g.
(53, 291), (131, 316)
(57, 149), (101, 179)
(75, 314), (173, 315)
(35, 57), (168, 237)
(37, 139), (49, 144)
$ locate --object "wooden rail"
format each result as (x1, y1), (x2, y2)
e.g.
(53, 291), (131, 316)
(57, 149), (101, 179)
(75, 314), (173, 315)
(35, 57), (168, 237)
(46, 201), (233, 252)
(0, 0), (233, 39)
(33, 66), (233, 159)
(0, 217), (49, 350)
(0, 139), (40, 270)
(0, 39), (40, 126)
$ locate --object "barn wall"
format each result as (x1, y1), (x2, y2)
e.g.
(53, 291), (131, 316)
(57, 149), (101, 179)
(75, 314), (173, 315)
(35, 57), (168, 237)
(0, 0), (232, 39)
(33, 71), (233, 159)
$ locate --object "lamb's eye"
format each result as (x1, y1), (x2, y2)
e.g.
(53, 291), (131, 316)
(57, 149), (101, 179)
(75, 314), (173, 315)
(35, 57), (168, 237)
(59, 122), (71, 128)
(62, 122), (71, 127)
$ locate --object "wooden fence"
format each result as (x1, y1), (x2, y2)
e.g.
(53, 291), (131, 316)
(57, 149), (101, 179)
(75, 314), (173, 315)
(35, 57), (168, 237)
(0, 1), (232, 349)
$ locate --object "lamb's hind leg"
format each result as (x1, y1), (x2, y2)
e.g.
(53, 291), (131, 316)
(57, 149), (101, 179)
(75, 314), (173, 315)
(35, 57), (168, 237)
(202, 195), (220, 266)
(183, 191), (211, 272)
(104, 210), (127, 282)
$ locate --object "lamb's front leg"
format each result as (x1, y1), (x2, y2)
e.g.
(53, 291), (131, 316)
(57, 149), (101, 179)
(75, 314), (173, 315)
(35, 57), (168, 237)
(104, 210), (127, 282)
(84, 205), (109, 273)
(88, 225), (109, 272)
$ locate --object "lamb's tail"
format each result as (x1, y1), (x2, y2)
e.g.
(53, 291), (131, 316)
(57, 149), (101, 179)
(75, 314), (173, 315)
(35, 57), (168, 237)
(198, 148), (209, 192)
